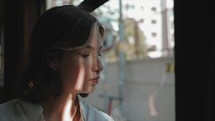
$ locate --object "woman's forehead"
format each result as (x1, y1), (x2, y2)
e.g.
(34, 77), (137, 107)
(52, 23), (103, 51)
(84, 25), (102, 47)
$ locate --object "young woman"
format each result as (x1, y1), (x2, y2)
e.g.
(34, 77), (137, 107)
(0, 5), (113, 121)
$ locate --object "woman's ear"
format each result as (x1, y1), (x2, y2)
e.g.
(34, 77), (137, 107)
(46, 51), (60, 71)
(46, 49), (64, 71)
(49, 59), (59, 71)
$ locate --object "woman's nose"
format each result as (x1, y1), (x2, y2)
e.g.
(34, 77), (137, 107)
(93, 58), (103, 74)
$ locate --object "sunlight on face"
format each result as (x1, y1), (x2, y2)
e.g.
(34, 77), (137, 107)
(60, 23), (103, 94)
(74, 60), (85, 91)
(74, 24), (103, 93)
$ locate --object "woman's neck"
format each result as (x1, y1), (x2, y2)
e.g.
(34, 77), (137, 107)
(41, 92), (79, 121)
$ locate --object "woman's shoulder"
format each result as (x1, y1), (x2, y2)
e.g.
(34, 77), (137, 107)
(0, 99), (23, 120)
(80, 100), (114, 121)
(0, 98), (43, 121)
(0, 99), (21, 112)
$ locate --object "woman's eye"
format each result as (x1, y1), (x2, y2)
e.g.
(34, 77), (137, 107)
(81, 54), (90, 57)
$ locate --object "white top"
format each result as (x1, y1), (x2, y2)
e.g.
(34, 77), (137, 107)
(0, 99), (114, 121)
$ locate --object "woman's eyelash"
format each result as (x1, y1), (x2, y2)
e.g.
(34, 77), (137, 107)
(80, 51), (102, 57)
(81, 54), (90, 57)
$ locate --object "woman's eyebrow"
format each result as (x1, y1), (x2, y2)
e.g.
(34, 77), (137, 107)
(83, 45), (94, 50)
(83, 45), (102, 50)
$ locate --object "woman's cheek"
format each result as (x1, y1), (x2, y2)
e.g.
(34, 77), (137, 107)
(61, 60), (80, 85)
(82, 58), (92, 81)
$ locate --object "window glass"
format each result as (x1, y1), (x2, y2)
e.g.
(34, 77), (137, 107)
(46, 0), (175, 121)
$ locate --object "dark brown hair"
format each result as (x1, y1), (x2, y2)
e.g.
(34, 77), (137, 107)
(17, 5), (104, 103)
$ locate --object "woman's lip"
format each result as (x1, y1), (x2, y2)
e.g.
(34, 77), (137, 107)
(90, 76), (100, 85)
(92, 80), (98, 85)
(90, 76), (100, 80)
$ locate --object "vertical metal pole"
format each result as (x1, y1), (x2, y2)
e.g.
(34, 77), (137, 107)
(161, 0), (170, 56)
(118, 0), (126, 114)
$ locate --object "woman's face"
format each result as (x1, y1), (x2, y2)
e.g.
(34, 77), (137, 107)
(57, 25), (103, 94)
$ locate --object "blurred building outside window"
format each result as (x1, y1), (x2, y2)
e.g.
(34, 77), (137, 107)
(92, 0), (174, 61)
